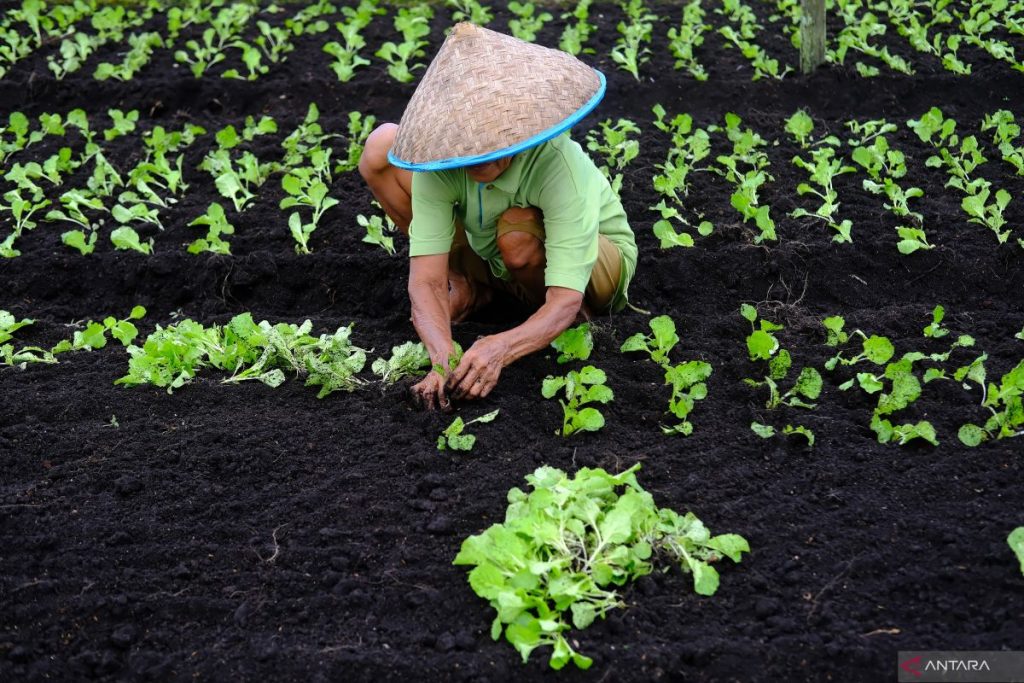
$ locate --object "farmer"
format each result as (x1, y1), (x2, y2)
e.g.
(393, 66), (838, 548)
(359, 23), (637, 410)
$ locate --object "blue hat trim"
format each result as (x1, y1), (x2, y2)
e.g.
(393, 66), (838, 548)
(388, 69), (606, 172)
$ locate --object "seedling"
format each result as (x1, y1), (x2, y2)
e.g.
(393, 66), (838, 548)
(188, 203), (234, 255)
(663, 360), (712, 435)
(507, 1), (552, 42)
(621, 315), (678, 366)
(957, 359), (1024, 446)
(611, 0), (655, 80)
(104, 109), (138, 142)
(586, 118), (640, 195)
(790, 147), (856, 243)
(667, 0), (709, 80)
(558, 0), (596, 55)
(52, 306), (146, 353)
(551, 323), (593, 364)
(372, 340), (435, 384)
(110, 226), (153, 255)
(447, 0), (492, 25)
(740, 304), (782, 361)
(541, 365), (613, 436)
(358, 214), (395, 256)
(923, 305), (949, 338)
(751, 422), (815, 446)
(437, 409), (500, 451)
(1010, 528), (1024, 576)
(454, 463), (748, 670)
(0, 311), (33, 345)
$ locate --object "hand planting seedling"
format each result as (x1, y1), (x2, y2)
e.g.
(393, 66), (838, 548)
(454, 463), (749, 670)
(541, 365), (613, 436)
(551, 322), (593, 364)
(437, 409), (499, 451)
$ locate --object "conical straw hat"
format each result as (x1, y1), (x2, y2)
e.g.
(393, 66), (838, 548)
(388, 22), (606, 171)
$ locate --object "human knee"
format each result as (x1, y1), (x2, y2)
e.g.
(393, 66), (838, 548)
(497, 230), (544, 271)
(358, 122), (399, 180)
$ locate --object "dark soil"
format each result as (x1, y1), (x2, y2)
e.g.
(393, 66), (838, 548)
(2, 2), (1023, 682)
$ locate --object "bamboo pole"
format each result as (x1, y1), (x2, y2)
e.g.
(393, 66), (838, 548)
(800, 0), (826, 74)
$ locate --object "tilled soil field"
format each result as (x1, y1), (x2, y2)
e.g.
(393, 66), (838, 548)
(1, 2), (1023, 681)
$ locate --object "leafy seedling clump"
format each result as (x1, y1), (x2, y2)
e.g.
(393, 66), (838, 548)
(454, 463), (749, 670)
(437, 409), (499, 451)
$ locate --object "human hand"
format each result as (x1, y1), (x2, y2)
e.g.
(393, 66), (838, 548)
(447, 335), (509, 400)
(410, 371), (451, 411)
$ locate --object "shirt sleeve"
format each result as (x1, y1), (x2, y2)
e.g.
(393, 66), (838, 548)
(534, 156), (600, 294)
(408, 171), (457, 257)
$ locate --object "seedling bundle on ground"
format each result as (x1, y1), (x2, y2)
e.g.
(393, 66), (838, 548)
(1, 1), (1022, 681)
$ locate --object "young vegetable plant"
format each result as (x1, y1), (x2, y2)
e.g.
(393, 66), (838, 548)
(663, 360), (712, 435)
(541, 365), (613, 436)
(650, 105), (714, 246)
(0, 311), (34, 345)
(558, 0), (596, 55)
(667, 0), (710, 81)
(507, 1), (552, 42)
(188, 203), (234, 255)
(712, 113), (776, 243)
(610, 0), (656, 80)
(447, 0), (492, 25)
(0, 188), (50, 258)
(454, 463), (749, 670)
(46, 189), (107, 255)
(280, 169), (339, 254)
(957, 359), (1024, 446)
(751, 422), (815, 446)
(1010, 528), (1024, 576)
(620, 314), (678, 366)
(52, 306), (147, 354)
(741, 306), (821, 410)
(358, 213), (395, 255)
(551, 323), (593, 364)
(790, 146), (856, 243)
(375, 5), (432, 83)
(372, 340), (439, 384)
(585, 118), (640, 195)
(437, 409), (500, 451)
(336, 111), (377, 174)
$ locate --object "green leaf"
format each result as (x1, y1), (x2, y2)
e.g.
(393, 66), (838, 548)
(551, 323), (593, 363)
(957, 423), (986, 447)
(750, 422), (776, 438)
(1009, 528), (1024, 576)
(747, 329), (778, 361)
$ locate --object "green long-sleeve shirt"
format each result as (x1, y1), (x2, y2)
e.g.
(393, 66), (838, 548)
(406, 132), (637, 311)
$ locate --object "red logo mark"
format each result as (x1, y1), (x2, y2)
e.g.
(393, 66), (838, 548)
(901, 656), (923, 678)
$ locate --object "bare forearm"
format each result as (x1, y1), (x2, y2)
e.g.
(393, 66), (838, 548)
(496, 288), (581, 365)
(410, 279), (454, 366)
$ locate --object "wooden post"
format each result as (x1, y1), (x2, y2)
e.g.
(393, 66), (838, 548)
(800, 0), (826, 74)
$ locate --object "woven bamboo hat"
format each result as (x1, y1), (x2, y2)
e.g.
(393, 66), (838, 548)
(388, 22), (606, 171)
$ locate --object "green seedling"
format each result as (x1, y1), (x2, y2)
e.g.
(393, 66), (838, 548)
(454, 463), (748, 670)
(324, 22), (371, 82)
(110, 226), (153, 254)
(104, 108), (138, 141)
(610, 0), (655, 80)
(551, 323), (593, 364)
(188, 203), (234, 255)
(745, 349), (822, 410)
(358, 213), (395, 256)
(0, 311), (33, 345)
(621, 315), (678, 366)
(507, 1), (552, 42)
(957, 358), (1024, 446)
(923, 305), (949, 338)
(437, 409), (500, 451)
(663, 360), (712, 435)
(542, 365), (613, 436)
(667, 0), (709, 80)
(751, 422), (815, 446)
(1010, 528), (1024, 576)
(822, 315), (849, 347)
(740, 304), (782, 361)
(558, 0), (596, 55)
(52, 306), (146, 353)
(371, 340), (437, 384)
(586, 118), (640, 195)
(824, 321), (895, 370)
(447, 0), (492, 24)
(1, 187), (51, 258)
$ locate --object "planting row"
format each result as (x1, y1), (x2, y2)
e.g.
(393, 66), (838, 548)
(2, 0), (1024, 85)
(3, 305), (1022, 448)
(2, 103), (1022, 258)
